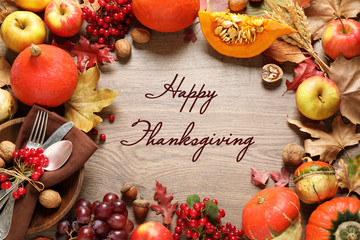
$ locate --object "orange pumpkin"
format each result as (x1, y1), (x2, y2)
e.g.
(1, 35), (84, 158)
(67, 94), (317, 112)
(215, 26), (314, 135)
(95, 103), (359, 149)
(306, 197), (360, 240)
(294, 159), (338, 204)
(242, 187), (302, 240)
(10, 44), (78, 108)
(133, 0), (200, 32)
(198, 10), (297, 58)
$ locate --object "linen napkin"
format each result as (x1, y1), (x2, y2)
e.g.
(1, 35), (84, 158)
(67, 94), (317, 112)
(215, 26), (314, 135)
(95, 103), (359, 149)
(6, 105), (98, 240)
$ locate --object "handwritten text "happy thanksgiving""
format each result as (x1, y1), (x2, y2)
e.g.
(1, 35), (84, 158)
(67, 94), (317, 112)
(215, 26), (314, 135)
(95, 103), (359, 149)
(120, 75), (255, 162)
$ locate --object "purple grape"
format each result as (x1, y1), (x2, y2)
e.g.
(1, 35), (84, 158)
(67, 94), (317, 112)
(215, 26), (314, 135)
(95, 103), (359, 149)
(93, 219), (111, 236)
(111, 200), (126, 214)
(107, 213), (127, 229)
(77, 226), (95, 240)
(76, 205), (92, 224)
(76, 198), (92, 210)
(92, 200), (101, 212)
(57, 220), (71, 235)
(123, 219), (134, 234)
(94, 202), (113, 220)
(56, 232), (69, 240)
(103, 192), (119, 204)
(107, 229), (127, 240)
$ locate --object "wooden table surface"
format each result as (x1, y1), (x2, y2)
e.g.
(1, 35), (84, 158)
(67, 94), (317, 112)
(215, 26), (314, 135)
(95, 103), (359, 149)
(0, 20), (353, 240)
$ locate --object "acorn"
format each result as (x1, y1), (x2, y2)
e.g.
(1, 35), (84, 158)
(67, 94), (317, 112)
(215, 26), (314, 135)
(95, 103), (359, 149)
(121, 182), (137, 200)
(133, 198), (150, 218)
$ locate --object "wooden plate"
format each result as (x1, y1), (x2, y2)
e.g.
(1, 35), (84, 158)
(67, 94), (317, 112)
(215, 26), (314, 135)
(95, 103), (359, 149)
(0, 118), (84, 234)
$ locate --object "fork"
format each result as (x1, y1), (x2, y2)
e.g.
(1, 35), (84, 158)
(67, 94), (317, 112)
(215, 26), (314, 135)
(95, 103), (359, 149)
(0, 110), (48, 203)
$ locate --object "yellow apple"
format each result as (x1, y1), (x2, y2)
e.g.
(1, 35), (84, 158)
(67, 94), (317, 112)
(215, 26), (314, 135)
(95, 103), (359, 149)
(14, 0), (52, 13)
(0, 11), (47, 53)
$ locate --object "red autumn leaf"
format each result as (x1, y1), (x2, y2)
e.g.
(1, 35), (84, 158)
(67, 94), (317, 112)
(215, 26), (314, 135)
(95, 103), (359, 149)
(184, 29), (198, 43)
(150, 181), (178, 225)
(270, 167), (290, 187)
(52, 35), (117, 73)
(251, 167), (269, 187)
(283, 58), (324, 95)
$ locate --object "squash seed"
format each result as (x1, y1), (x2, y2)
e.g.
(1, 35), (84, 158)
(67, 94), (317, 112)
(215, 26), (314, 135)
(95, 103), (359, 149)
(228, 28), (238, 39)
(214, 26), (223, 35)
(219, 29), (227, 37)
(222, 21), (233, 28)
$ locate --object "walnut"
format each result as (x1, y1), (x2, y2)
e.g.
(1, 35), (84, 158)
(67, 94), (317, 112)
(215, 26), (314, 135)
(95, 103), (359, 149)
(39, 189), (62, 208)
(0, 140), (15, 164)
(283, 143), (305, 166)
(262, 64), (283, 83)
(115, 39), (131, 58)
(131, 27), (151, 44)
(0, 157), (5, 168)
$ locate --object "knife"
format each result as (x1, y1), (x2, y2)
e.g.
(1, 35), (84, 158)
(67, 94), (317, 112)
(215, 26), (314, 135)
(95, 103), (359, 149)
(42, 121), (74, 150)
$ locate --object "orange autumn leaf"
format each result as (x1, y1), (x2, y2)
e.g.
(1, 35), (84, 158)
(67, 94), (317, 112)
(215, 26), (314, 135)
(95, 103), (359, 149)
(336, 156), (360, 196)
(287, 115), (360, 163)
(329, 55), (360, 125)
(305, 0), (360, 40)
(263, 40), (306, 64)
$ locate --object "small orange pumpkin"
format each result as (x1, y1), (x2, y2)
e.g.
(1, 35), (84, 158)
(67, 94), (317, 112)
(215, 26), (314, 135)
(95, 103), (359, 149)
(306, 197), (360, 240)
(133, 0), (200, 32)
(10, 44), (78, 108)
(242, 187), (302, 240)
(198, 10), (297, 58)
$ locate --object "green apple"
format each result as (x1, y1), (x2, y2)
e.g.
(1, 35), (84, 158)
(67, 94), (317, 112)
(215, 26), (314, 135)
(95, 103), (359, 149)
(0, 11), (46, 53)
(296, 76), (341, 120)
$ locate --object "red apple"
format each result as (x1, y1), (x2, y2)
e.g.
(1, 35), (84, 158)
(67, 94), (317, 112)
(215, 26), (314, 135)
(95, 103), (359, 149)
(14, 0), (52, 12)
(322, 19), (360, 60)
(0, 11), (46, 53)
(296, 76), (341, 120)
(130, 222), (173, 240)
(44, 0), (83, 37)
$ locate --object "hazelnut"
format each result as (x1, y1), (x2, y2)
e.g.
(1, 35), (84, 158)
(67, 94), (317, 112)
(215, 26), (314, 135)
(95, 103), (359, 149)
(262, 64), (283, 83)
(115, 39), (131, 58)
(121, 183), (137, 200)
(39, 189), (62, 208)
(0, 157), (4, 168)
(0, 140), (15, 164)
(133, 198), (150, 218)
(229, 0), (248, 11)
(131, 27), (151, 44)
(283, 143), (305, 166)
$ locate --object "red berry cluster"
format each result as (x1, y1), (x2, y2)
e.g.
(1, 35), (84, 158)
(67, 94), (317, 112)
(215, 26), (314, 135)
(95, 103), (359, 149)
(174, 198), (244, 240)
(82, 0), (135, 48)
(0, 146), (49, 199)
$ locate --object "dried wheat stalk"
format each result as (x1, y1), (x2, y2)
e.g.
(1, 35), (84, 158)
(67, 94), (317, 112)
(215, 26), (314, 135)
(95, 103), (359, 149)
(264, 0), (330, 72)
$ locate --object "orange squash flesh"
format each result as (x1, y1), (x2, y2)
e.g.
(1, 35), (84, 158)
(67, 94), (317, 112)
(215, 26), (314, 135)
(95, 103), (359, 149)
(198, 11), (297, 58)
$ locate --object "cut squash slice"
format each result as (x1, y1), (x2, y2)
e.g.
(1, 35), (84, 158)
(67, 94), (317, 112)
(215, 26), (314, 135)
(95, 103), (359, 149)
(199, 10), (297, 58)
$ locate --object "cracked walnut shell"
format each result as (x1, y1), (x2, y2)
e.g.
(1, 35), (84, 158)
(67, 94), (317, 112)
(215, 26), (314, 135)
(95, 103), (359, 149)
(262, 64), (283, 83)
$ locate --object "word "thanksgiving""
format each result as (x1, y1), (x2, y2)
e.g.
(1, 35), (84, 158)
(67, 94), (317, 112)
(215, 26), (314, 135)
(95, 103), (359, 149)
(120, 120), (255, 162)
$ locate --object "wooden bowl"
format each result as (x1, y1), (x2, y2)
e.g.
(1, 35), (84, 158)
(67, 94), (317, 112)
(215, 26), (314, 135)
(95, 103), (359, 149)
(0, 118), (84, 234)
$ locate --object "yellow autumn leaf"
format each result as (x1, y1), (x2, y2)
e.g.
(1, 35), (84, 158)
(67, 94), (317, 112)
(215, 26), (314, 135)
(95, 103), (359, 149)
(0, 56), (11, 87)
(64, 65), (118, 132)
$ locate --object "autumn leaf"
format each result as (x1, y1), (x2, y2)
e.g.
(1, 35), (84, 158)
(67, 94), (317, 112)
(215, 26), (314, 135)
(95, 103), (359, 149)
(329, 55), (360, 125)
(336, 155), (360, 196)
(0, 0), (20, 23)
(184, 29), (198, 43)
(0, 57), (11, 87)
(79, 0), (100, 11)
(263, 40), (306, 64)
(64, 65), (118, 132)
(52, 35), (117, 73)
(283, 58), (324, 95)
(251, 167), (269, 187)
(287, 115), (360, 163)
(150, 181), (178, 225)
(305, 0), (360, 40)
(270, 167), (290, 187)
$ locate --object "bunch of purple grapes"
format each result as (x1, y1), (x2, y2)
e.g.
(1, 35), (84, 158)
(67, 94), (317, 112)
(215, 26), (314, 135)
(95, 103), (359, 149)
(56, 192), (134, 240)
